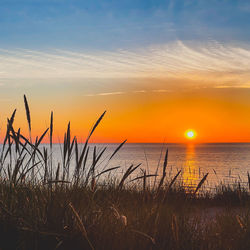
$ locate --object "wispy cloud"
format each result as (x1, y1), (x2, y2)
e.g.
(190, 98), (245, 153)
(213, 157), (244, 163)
(0, 40), (250, 89)
(133, 90), (147, 93)
(84, 89), (173, 96)
(85, 91), (125, 96)
(214, 84), (250, 89)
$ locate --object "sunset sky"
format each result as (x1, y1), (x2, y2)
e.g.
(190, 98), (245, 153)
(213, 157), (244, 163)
(1, 0), (250, 143)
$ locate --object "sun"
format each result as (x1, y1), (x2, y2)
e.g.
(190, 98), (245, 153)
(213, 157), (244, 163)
(185, 130), (196, 140)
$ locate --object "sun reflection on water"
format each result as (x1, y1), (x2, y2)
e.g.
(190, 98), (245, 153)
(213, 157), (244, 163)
(182, 144), (200, 190)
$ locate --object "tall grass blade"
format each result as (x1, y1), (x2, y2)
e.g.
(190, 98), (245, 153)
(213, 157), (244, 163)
(156, 148), (168, 193)
(2, 109), (16, 152)
(194, 173), (209, 194)
(163, 148), (168, 176)
(23, 95), (31, 136)
(50, 111), (53, 149)
(36, 128), (49, 147)
(118, 163), (141, 189)
(163, 170), (181, 201)
(167, 170), (181, 191)
(109, 139), (127, 160)
(131, 229), (155, 245)
(95, 166), (120, 178)
(87, 111), (106, 141)
(69, 203), (94, 250)
(129, 174), (157, 183)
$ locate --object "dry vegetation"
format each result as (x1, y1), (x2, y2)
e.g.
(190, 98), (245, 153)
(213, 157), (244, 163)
(0, 95), (250, 250)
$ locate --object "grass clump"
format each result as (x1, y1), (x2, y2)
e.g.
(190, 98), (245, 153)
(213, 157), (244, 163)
(0, 95), (250, 249)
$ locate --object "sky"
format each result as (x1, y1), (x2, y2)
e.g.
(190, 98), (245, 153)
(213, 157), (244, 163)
(1, 0), (250, 143)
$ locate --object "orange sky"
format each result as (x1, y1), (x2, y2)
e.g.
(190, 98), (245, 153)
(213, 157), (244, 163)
(1, 79), (250, 144)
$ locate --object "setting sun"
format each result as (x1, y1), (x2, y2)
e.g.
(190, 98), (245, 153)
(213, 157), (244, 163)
(185, 130), (196, 140)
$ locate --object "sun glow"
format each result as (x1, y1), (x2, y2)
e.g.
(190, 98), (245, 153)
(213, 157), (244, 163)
(185, 130), (196, 140)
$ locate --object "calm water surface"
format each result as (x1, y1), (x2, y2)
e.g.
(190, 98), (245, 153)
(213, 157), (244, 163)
(3, 143), (250, 189)
(49, 143), (250, 189)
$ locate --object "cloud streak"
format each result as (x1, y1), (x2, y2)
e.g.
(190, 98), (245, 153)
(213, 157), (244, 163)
(85, 91), (125, 96)
(0, 40), (250, 89)
(84, 89), (173, 96)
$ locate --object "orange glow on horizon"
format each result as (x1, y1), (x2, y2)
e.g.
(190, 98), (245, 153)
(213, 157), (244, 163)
(1, 84), (250, 144)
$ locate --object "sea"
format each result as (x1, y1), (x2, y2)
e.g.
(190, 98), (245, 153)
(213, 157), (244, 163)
(3, 143), (250, 190)
(51, 143), (250, 190)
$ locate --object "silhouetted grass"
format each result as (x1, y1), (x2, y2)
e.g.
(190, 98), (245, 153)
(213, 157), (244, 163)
(0, 96), (250, 249)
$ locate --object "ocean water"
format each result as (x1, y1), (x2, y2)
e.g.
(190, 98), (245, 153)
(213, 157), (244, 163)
(47, 143), (250, 189)
(93, 143), (250, 189)
(2, 143), (250, 189)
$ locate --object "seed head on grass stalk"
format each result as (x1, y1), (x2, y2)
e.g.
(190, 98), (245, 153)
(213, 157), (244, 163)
(87, 111), (106, 141)
(109, 139), (127, 161)
(236, 215), (246, 231)
(0, 109), (16, 166)
(4, 109), (17, 144)
(156, 148), (168, 194)
(23, 95), (31, 142)
(50, 111), (53, 149)
(194, 173), (209, 195)
(110, 205), (127, 227)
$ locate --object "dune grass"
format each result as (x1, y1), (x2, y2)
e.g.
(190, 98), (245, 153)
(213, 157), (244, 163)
(0, 96), (250, 249)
